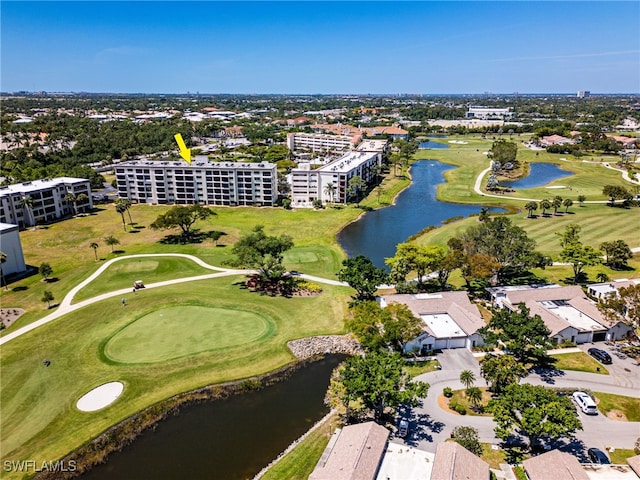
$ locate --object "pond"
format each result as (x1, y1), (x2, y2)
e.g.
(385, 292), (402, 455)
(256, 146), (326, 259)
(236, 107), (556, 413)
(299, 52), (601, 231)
(80, 355), (345, 480)
(500, 162), (573, 189)
(338, 160), (503, 268)
(419, 140), (449, 149)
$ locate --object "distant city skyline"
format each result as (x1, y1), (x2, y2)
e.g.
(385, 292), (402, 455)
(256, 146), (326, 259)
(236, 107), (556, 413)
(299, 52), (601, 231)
(2, 1), (639, 94)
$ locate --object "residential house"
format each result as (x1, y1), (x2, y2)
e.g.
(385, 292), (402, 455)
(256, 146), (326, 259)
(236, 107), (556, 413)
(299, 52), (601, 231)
(378, 291), (486, 353)
(523, 449), (589, 480)
(309, 421), (389, 480)
(487, 285), (633, 344)
(431, 442), (490, 480)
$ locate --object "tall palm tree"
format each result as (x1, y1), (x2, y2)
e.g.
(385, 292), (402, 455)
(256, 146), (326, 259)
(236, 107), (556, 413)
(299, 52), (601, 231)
(323, 182), (336, 205)
(115, 202), (127, 231)
(460, 369), (476, 389)
(90, 242), (99, 261)
(64, 192), (77, 215)
(539, 198), (551, 216)
(563, 198), (573, 213)
(104, 235), (120, 253)
(0, 251), (7, 290)
(115, 198), (133, 224)
(466, 386), (482, 411)
(76, 193), (89, 213)
(525, 201), (538, 218)
(19, 196), (34, 228)
(552, 196), (563, 215)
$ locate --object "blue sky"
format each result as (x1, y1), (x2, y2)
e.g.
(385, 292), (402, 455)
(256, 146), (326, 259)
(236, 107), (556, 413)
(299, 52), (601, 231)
(2, 1), (639, 94)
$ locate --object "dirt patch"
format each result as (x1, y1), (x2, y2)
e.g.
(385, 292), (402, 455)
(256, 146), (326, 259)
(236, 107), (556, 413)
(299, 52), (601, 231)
(606, 409), (628, 421)
(1, 308), (25, 329)
(438, 395), (457, 414)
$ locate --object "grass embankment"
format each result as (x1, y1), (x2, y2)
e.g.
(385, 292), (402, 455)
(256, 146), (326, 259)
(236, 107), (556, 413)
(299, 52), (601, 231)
(610, 449), (637, 464)
(0, 276), (350, 479)
(550, 352), (609, 375)
(260, 413), (340, 480)
(594, 392), (640, 421)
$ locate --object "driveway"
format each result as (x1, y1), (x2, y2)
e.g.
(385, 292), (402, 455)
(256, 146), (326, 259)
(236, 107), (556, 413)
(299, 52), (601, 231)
(399, 349), (640, 456)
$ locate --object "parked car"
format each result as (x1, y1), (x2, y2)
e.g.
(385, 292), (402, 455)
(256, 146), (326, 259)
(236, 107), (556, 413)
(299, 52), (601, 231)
(588, 348), (612, 364)
(587, 448), (611, 464)
(572, 391), (598, 415)
(398, 419), (409, 438)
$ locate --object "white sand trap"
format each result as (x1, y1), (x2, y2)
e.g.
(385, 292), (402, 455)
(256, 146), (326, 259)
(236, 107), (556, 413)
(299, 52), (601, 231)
(546, 186), (566, 189)
(77, 381), (124, 412)
(483, 151), (490, 155)
(448, 140), (468, 144)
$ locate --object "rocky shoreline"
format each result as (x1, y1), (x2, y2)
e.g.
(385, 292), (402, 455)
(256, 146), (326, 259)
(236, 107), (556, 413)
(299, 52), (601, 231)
(287, 334), (363, 360)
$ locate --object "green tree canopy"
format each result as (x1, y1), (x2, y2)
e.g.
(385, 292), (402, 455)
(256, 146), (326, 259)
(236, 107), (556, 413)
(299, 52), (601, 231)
(600, 240), (632, 269)
(327, 350), (429, 423)
(385, 243), (446, 289)
(479, 304), (553, 366)
(39, 262), (53, 281)
(488, 139), (518, 163)
(488, 383), (582, 451)
(452, 426), (483, 457)
(150, 204), (215, 241)
(338, 255), (388, 302)
(597, 284), (640, 330)
(231, 225), (294, 282)
(480, 354), (528, 394)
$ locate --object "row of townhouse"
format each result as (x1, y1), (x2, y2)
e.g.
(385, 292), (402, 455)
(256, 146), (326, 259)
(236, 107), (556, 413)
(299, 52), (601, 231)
(0, 177), (93, 228)
(289, 140), (387, 207)
(375, 282), (634, 356)
(115, 158), (278, 206)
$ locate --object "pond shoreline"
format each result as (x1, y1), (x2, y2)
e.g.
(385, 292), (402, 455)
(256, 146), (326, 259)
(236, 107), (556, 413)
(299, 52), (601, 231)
(34, 336), (359, 480)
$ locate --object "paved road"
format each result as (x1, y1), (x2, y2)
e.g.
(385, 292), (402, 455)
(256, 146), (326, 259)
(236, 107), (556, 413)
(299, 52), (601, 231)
(399, 350), (640, 457)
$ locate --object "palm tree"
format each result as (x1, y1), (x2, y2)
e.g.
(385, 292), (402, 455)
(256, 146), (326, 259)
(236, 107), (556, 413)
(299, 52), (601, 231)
(466, 386), (483, 411)
(0, 251), (7, 290)
(323, 182), (336, 205)
(64, 192), (78, 215)
(104, 235), (120, 253)
(347, 176), (366, 206)
(76, 193), (89, 213)
(115, 198), (133, 224)
(90, 242), (99, 261)
(539, 198), (551, 216)
(115, 202), (127, 231)
(525, 201), (538, 218)
(563, 198), (573, 213)
(19, 196), (35, 228)
(552, 195), (563, 215)
(577, 194), (586, 206)
(460, 369), (476, 389)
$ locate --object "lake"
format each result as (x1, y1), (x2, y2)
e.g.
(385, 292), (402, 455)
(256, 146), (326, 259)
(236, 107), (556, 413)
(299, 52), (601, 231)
(501, 162), (573, 189)
(80, 355), (345, 480)
(338, 160), (501, 268)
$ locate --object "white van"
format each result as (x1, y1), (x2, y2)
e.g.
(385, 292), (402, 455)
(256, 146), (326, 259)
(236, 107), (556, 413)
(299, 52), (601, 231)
(572, 391), (598, 415)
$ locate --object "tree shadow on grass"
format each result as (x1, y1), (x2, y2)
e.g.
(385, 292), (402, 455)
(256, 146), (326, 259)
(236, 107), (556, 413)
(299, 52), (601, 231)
(12, 286), (28, 292)
(159, 229), (226, 245)
(112, 250), (126, 254)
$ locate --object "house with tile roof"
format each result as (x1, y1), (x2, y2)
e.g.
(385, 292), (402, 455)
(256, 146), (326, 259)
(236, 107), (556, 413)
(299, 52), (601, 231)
(523, 449), (590, 480)
(431, 442), (491, 480)
(309, 421), (389, 480)
(378, 291), (486, 353)
(487, 285), (633, 344)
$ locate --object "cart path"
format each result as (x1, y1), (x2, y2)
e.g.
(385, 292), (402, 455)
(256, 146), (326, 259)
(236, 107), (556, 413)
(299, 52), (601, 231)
(0, 253), (348, 346)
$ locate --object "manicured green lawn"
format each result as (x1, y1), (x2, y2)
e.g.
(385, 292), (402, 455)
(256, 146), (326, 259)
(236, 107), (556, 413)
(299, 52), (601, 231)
(610, 448), (637, 464)
(404, 359), (441, 378)
(104, 305), (274, 363)
(480, 442), (508, 469)
(73, 256), (215, 302)
(550, 352), (609, 375)
(0, 277), (350, 476)
(449, 387), (493, 416)
(593, 392), (640, 421)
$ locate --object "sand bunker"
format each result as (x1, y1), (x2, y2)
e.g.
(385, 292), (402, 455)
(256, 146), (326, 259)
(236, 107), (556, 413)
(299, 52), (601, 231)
(448, 140), (468, 144)
(546, 186), (566, 189)
(77, 381), (124, 412)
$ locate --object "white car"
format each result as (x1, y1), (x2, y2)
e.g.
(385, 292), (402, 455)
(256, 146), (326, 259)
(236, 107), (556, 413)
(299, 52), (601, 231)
(398, 419), (409, 437)
(572, 391), (598, 415)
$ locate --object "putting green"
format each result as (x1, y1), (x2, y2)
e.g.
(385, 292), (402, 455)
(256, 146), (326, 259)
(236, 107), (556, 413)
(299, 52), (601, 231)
(103, 306), (274, 363)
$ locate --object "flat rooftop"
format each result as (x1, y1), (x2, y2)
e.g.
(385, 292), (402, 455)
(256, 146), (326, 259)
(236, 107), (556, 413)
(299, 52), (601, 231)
(0, 177), (88, 196)
(317, 150), (378, 174)
(420, 313), (466, 338)
(116, 158), (274, 170)
(539, 301), (605, 332)
(376, 441), (434, 480)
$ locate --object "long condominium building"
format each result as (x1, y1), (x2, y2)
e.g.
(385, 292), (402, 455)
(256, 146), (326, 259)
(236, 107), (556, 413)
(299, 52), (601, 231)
(465, 106), (514, 120)
(115, 158), (278, 206)
(286, 132), (360, 153)
(289, 141), (385, 207)
(0, 177), (93, 228)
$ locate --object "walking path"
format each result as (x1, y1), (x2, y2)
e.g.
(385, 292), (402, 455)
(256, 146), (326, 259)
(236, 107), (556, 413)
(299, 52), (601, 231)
(0, 253), (347, 346)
